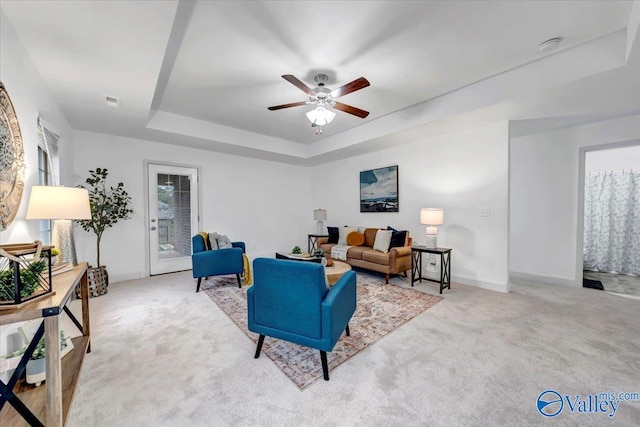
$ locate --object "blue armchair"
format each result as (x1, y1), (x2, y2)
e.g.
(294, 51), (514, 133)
(192, 234), (246, 292)
(248, 258), (357, 381)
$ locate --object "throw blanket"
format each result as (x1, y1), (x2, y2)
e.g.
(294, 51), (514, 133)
(243, 253), (252, 285)
(331, 245), (353, 261)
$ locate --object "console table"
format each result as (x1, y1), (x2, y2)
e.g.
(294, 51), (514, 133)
(0, 262), (90, 427)
(411, 246), (452, 294)
(307, 234), (328, 254)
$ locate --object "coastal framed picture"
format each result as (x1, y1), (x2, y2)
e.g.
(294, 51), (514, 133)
(360, 165), (399, 212)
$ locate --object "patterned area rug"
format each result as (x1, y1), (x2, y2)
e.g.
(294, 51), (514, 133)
(203, 272), (442, 389)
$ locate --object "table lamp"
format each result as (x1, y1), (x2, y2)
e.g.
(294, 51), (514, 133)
(26, 186), (92, 265)
(313, 209), (327, 235)
(420, 208), (444, 249)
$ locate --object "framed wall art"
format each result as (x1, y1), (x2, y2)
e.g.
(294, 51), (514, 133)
(0, 82), (26, 230)
(360, 165), (398, 212)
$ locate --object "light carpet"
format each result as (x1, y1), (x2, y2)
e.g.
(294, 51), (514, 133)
(202, 272), (442, 389)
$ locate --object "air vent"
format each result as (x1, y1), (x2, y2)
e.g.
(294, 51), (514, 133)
(105, 96), (119, 107)
(538, 37), (564, 53)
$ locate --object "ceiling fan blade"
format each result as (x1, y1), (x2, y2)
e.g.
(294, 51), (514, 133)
(282, 75), (315, 96)
(330, 77), (370, 98)
(333, 102), (370, 118)
(267, 101), (308, 111)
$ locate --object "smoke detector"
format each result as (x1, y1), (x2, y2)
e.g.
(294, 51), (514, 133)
(538, 37), (564, 53)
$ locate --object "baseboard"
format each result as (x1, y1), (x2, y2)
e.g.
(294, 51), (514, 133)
(453, 275), (509, 293)
(509, 271), (580, 288)
(109, 271), (146, 283)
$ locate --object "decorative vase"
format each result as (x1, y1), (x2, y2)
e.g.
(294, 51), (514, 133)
(26, 358), (46, 387)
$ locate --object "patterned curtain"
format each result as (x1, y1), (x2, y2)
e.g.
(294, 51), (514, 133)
(584, 170), (640, 275)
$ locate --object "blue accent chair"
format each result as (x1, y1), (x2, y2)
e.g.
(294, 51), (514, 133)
(191, 234), (246, 292)
(248, 258), (357, 381)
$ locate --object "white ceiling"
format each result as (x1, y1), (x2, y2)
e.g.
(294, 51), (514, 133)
(2, 0), (639, 165)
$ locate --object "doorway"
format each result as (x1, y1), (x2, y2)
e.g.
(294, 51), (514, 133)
(582, 145), (640, 297)
(147, 163), (199, 275)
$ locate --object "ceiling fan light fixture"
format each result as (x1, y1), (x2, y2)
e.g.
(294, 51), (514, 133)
(306, 106), (336, 126)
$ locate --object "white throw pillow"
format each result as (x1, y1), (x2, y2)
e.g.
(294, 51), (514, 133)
(338, 226), (357, 245)
(373, 229), (393, 253)
(217, 234), (233, 249)
(208, 232), (219, 250)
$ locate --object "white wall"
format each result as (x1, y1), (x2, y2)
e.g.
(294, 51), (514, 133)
(73, 130), (313, 282)
(0, 10), (75, 359)
(585, 144), (640, 173)
(0, 10), (74, 245)
(311, 122), (510, 292)
(510, 114), (640, 286)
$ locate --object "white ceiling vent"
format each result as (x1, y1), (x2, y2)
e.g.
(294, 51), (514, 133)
(105, 96), (119, 107)
(538, 37), (564, 53)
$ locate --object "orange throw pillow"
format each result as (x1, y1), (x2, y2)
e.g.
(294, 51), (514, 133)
(346, 231), (365, 246)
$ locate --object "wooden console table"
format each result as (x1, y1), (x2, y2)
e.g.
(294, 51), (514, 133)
(0, 262), (90, 426)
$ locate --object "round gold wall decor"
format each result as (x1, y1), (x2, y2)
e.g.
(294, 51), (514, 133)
(0, 82), (26, 230)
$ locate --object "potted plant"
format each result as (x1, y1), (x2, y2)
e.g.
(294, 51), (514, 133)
(76, 168), (133, 296)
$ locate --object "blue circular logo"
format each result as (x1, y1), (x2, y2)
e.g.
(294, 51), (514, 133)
(537, 390), (563, 417)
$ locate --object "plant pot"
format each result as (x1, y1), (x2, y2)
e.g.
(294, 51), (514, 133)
(76, 265), (109, 298)
(26, 358), (46, 387)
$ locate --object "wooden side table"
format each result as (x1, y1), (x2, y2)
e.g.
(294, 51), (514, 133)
(307, 234), (328, 254)
(411, 246), (452, 294)
(0, 263), (91, 426)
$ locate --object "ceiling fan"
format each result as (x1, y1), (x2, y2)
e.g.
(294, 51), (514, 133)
(268, 74), (370, 134)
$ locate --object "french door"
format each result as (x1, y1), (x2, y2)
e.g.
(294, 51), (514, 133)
(148, 164), (199, 275)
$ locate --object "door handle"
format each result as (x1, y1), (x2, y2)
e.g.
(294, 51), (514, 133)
(151, 226), (157, 231)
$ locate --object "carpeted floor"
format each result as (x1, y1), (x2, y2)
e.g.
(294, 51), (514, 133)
(202, 273), (442, 389)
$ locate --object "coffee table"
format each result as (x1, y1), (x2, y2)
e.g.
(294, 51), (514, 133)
(325, 261), (352, 286)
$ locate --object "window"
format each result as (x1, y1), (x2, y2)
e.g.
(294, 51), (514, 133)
(37, 146), (51, 244)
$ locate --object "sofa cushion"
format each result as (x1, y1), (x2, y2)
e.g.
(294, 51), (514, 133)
(362, 249), (391, 266)
(364, 228), (378, 247)
(217, 234), (233, 249)
(373, 229), (393, 253)
(346, 246), (366, 260)
(338, 226), (357, 245)
(346, 231), (365, 246)
(208, 232), (220, 250)
(387, 226), (409, 248)
(327, 226), (339, 244)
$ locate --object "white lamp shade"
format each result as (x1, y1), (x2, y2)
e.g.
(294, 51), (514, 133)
(420, 208), (444, 226)
(26, 186), (92, 220)
(313, 209), (327, 221)
(306, 107), (336, 126)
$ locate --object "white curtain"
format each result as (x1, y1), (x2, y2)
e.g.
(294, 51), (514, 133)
(584, 170), (640, 275)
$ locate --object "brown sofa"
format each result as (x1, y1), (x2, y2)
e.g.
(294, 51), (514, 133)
(318, 228), (412, 284)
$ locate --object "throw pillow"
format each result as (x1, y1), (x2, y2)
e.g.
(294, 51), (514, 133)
(327, 226), (339, 244)
(346, 231), (365, 246)
(373, 229), (393, 253)
(364, 228), (378, 247)
(217, 234), (233, 249)
(208, 232), (220, 250)
(387, 226), (408, 249)
(338, 226), (357, 245)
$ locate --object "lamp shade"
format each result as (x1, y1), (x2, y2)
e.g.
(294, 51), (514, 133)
(420, 208), (444, 226)
(313, 209), (327, 221)
(306, 107), (336, 126)
(26, 186), (92, 220)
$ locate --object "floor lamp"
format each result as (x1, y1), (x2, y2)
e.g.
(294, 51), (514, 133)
(26, 186), (92, 265)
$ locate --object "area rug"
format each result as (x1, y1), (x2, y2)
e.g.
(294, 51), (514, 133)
(583, 278), (604, 290)
(202, 272), (442, 389)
